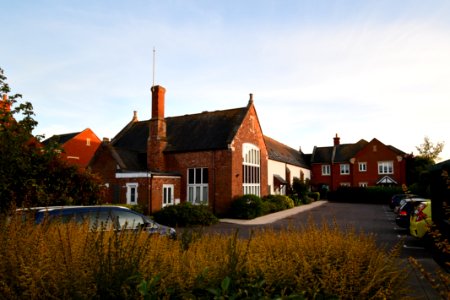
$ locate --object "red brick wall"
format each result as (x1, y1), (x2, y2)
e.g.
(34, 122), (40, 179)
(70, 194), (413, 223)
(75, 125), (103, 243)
(62, 129), (101, 168)
(165, 150), (230, 214)
(163, 103), (268, 215)
(353, 139), (406, 186)
(310, 139), (407, 191)
(310, 163), (333, 190)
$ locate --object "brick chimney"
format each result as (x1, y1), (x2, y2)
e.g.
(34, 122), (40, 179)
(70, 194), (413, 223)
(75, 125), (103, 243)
(147, 85), (167, 171)
(333, 133), (340, 146)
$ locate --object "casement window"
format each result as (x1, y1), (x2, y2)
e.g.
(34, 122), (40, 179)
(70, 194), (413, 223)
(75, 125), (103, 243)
(242, 143), (260, 196)
(322, 165), (331, 176)
(188, 168), (208, 205)
(359, 162), (367, 172)
(126, 183), (138, 205)
(340, 164), (350, 175)
(340, 182), (351, 187)
(163, 184), (174, 207)
(378, 161), (393, 174)
(359, 182), (368, 187)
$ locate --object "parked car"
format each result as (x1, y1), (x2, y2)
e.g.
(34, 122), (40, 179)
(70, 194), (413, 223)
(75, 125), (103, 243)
(390, 193), (418, 211)
(17, 205), (176, 238)
(410, 200), (432, 239)
(395, 198), (429, 229)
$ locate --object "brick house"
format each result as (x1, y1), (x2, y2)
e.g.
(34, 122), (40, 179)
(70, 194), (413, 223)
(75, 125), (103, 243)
(264, 135), (311, 195)
(43, 128), (101, 168)
(90, 85), (269, 215)
(310, 134), (408, 191)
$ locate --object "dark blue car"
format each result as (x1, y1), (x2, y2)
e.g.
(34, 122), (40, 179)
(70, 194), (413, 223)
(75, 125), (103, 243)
(18, 205), (176, 238)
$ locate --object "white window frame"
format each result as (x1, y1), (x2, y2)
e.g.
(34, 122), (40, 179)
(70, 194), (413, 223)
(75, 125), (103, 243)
(340, 182), (351, 187)
(187, 168), (208, 205)
(378, 161), (394, 174)
(340, 164), (350, 175)
(322, 164), (331, 176)
(162, 184), (174, 207)
(126, 183), (138, 205)
(358, 162), (367, 172)
(242, 143), (260, 196)
(359, 182), (368, 187)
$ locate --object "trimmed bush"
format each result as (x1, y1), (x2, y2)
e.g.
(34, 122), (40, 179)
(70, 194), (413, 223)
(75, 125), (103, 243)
(229, 194), (264, 219)
(262, 195), (294, 213)
(328, 186), (403, 204)
(308, 192), (320, 202)
(152, 202), (218, 227)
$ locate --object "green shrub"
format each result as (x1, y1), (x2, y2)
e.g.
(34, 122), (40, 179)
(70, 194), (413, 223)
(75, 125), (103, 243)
(152, 202), (218, 227)
(328, 186), (403, 204)
(308, 192), (320, 202)
(229, 194), (263, 219)
(302, 196), (313, 204)
(262, 195), (294, 212)
(290, 194), (302, 206)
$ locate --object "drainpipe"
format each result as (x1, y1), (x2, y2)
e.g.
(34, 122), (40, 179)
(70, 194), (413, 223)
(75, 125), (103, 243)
(149, 172), (153, 215)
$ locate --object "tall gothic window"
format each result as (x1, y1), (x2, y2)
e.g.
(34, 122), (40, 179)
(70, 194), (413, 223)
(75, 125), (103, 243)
(242, 143), (260, 196)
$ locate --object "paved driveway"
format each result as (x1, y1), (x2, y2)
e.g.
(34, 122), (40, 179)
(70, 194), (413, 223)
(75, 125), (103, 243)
(188, 201), (443, 299)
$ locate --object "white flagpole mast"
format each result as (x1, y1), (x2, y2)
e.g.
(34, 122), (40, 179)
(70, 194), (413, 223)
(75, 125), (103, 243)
(152, 47), (156, 87)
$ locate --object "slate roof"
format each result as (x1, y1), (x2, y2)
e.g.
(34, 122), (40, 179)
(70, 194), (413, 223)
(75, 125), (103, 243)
(109, 106), (249, 171)
(42, 132), (80, 146)
(264, 135), (309, 168)
(311, 139), (369, 163)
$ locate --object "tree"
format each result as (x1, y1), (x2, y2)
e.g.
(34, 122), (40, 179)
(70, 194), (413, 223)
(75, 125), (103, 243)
(416, 136), (445, 163)
(0, 68), (101, 212)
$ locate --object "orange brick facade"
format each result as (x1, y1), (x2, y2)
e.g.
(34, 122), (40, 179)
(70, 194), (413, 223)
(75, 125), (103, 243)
(61, 129), (101, 168)
(90, 87), (269, 215)
(311, 137), (407, 191)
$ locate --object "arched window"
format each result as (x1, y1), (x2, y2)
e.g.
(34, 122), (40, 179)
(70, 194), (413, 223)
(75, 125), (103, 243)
(242, 143), (260, 196)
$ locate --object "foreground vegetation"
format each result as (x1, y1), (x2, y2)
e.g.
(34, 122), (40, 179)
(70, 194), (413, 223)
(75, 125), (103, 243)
(0, 216), (409, 299)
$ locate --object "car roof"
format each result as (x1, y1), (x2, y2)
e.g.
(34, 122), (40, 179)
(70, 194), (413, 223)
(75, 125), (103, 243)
(16, 205), (133, 213)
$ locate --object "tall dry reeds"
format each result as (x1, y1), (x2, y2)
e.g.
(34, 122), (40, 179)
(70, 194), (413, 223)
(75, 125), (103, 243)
(0, 216), (409, 299)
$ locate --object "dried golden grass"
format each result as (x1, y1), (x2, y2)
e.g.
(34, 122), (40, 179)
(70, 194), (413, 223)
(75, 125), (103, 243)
(0, 216), (409, 299)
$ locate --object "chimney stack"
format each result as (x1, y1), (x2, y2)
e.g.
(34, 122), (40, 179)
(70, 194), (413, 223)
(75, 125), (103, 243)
(151, 85), (165, 119)
(148, 85), (167, 171)
(333, 133), (340, 146)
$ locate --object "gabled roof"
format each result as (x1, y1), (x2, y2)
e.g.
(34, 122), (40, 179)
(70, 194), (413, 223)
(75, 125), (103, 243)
(165, 107), (248, 152)
(311, 139), (368, 164)
(43, 132), (80, 146)
(109, 106), (249, 171)
(264, 135), (309, 168)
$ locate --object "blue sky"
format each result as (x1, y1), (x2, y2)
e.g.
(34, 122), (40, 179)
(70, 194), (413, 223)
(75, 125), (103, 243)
(2, 0), (449, 160)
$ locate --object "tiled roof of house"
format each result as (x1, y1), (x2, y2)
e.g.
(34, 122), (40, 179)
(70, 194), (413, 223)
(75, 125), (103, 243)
(42, 132), (80, 146)
(311, 139), (368, 163)
(109, 106), (248, 170)
(264, 135), (309, 168)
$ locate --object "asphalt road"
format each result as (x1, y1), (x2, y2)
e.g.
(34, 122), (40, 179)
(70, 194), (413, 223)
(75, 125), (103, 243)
(187, 202), (444, 299)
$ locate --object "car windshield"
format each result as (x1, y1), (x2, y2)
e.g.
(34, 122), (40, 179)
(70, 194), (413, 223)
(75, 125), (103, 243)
(114, 209), (147, 230)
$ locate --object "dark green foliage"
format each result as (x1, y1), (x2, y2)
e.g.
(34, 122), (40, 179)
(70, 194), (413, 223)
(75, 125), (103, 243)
(152, 202), (218, 227)
(292, 177), (309, 198)
(229, 194), (264, 219)
(0, 68), (101, 212)
(262, 194), (294, 213)
(328, 186), (403, 204)
(308, 192), (320, 202)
